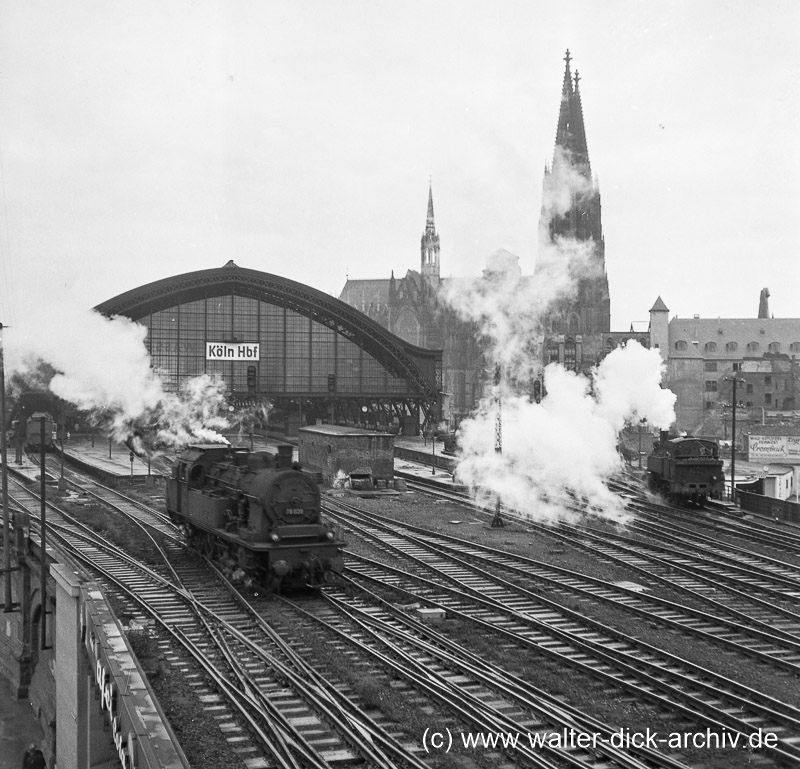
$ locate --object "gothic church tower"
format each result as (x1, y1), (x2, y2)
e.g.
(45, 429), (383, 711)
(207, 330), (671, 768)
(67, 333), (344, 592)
(421, 181), (440, 285)
(539, 50), (610, 336)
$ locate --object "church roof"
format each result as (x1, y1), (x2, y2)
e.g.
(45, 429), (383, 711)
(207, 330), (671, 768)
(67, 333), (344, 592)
(338, 279), (390, 310)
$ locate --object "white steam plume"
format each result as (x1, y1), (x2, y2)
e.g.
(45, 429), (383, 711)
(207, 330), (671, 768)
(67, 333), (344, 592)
(454, 344), (675, 522)
(440, 142), (676, 522)
(5, 300), (231, 449)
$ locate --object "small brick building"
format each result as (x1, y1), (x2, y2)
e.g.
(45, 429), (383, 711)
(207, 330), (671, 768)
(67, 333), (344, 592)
(298, 425), (394, 487)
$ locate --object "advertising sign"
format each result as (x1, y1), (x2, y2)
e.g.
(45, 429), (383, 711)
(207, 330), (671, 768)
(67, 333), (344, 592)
(748, 435), (800, 461)
(205, 342), (259, 361)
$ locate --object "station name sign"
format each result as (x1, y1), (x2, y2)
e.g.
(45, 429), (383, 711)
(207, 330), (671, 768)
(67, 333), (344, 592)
(206, 342), (260, 361)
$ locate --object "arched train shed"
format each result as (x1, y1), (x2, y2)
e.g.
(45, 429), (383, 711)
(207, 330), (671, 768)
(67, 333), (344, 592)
(95, 262), (443, 431)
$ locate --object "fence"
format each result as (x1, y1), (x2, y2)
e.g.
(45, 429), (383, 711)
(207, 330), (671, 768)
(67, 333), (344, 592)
(737, 489), (800, 524)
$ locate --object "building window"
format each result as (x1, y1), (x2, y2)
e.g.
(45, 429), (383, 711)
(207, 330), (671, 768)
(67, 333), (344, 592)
(564, 339), (577, 371)
(765, 375), (772, 386)
(746, 401), (753, 407)
(675, 340), (687, 351)
(705, 401), (714, 410)
(705, 380), (718, 392)
(704, 361), (717, 372)
(790, 342), (800, 353)
(726, 342), (738, 353)
(732, 362), (741, 371)
(547, 342), (559, 364)
(765, 393), (772, 405)
(746, 383), (753, 393)
(567, 314), (581, 335)
(768, 342), (781, 354)
(747, 342), (760, 353)
(704, 342), (717, 353)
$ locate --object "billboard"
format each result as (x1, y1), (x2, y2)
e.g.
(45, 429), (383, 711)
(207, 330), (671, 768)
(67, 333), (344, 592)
(748, 434), (800, 461)
(205, 342), (259, 361)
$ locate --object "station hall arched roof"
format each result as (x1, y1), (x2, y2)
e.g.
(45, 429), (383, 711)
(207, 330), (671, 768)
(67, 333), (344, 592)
(95, 262), (442, 401)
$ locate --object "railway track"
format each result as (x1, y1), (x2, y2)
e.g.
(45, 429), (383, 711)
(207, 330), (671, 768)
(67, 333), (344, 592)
(274, 589), (689, 769)
(325, 498), (800, 765)
(15, 451), (800, 766)
(400, 475), (800, 644)
(33, 468), (697, 768)
(7, 471), (431, 768)
(330, 501), (800, 668)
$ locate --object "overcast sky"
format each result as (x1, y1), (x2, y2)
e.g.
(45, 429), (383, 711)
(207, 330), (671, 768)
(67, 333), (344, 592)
(0, 0), (798, 335)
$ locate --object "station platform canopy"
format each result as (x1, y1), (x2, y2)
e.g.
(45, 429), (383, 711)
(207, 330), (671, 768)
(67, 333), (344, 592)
(96, 261), (443, 430)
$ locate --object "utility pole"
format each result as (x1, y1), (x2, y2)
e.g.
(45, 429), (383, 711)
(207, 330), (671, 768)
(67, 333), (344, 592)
(491, 363), (505, 528)
(1, 322), (12, 611)
(726, 375), (745, 503)
(39, 417), (47, 649)
(638, 419), (645, 470)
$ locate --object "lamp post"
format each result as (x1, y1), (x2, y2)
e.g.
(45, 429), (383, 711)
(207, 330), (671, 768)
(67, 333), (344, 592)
(431, 430), (436, 475)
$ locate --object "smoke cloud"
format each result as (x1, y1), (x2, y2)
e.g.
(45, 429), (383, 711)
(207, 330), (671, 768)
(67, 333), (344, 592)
(440, 144), (676, 522)
(5, 300), (233, 450)
(454, 345), (675, 522)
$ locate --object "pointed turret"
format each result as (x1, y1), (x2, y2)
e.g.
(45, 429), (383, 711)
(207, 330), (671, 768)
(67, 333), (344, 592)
(421, 179), (440, 285)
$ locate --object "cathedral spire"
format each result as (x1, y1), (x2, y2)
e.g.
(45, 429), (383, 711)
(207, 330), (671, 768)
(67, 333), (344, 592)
(421, 179), (440, 284)
(554, 49), (590, 174)
(426, 179), (435, 232)
(538, 51), (610, 339)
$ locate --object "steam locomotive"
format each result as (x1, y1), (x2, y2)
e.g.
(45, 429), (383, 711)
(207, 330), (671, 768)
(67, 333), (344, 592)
(166, 444), (345, 590)
(646, 433), (725, 505)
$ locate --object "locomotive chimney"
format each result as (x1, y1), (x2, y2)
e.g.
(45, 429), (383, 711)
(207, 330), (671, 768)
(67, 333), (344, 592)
(276, 445), (294, 469)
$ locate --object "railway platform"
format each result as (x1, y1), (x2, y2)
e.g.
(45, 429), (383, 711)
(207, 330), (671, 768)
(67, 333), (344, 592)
(11, 431), (455, 488)
(58, 435), (161, 481)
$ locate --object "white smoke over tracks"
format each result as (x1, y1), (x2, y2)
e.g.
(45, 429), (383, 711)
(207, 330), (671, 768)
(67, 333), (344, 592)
(6, 302), (232, 450)
(440, 143), (676, 523)
(454, 345), (675, 523)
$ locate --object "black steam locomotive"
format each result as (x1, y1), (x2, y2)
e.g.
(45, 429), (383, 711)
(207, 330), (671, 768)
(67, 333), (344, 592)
(647, 433), (725, 505)
(166, 444), (345, 590)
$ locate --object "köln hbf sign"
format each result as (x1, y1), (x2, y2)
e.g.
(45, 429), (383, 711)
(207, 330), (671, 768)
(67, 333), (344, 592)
(206, 342), (260, 361)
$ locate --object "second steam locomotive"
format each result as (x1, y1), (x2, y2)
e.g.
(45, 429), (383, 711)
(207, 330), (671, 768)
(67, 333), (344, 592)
(647, 433), (725, 504)
(167, 444), (345, 590)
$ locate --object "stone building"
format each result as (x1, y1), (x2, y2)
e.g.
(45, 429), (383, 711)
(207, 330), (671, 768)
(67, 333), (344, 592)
(339, 185), (483, 429)
(649, 292), (800, 439)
